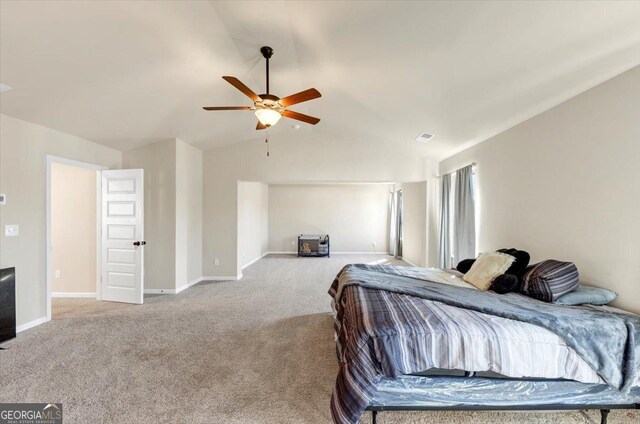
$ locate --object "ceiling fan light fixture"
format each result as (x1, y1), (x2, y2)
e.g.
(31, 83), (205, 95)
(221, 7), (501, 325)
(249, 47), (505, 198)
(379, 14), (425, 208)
(255, 108), (281, 127)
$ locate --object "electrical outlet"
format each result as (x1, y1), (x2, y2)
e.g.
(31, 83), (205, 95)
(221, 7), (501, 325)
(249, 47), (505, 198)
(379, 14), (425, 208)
(291, 240), (295, 246)
(55, 270), (61, 279)
(372, 241), (377, 247)
(214, 258), (220, 266)
(4, 224), (19, 237)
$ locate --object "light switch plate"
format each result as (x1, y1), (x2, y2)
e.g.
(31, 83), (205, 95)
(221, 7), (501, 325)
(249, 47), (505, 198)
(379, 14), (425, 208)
(5, 224), (19, 237)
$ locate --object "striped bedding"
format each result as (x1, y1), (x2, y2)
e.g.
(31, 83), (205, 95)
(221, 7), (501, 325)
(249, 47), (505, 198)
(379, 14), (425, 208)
(328, 265), (609, 424)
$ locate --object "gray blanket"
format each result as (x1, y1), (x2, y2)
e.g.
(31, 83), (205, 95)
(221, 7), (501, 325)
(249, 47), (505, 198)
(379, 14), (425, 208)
(337, 264), (640, 392)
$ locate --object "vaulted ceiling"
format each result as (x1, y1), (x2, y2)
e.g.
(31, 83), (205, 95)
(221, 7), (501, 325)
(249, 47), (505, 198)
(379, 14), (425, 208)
(1, 1), (639, 158)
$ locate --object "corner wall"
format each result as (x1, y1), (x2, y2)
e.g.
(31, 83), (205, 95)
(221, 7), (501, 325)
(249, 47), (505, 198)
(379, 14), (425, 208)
(176, 139), (203, 288)
(123, 140), (177, 291)
(203, 130), (429, 278)
(123, 138), (203, 292)
(400, 181), (428, 267)
(440, 66), (640, 313)
(237, 182), (268, 270)
(0, 114), (122, 328)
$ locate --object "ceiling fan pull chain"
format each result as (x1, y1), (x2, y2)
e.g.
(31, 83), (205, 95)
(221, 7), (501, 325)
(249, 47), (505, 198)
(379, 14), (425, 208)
(265, 136), (269, 157)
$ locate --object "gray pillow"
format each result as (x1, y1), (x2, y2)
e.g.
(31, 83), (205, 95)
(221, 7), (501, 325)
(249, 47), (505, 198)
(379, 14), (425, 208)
(521, 260), (579, 302)
(555, 285), (617, 306)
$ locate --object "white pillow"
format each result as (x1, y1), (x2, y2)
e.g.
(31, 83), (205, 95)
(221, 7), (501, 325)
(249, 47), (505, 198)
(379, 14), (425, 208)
(463, 252), (515, 291)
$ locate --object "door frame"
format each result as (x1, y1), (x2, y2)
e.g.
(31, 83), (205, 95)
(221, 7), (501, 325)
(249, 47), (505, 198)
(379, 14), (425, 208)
(45, 155), (107, 321)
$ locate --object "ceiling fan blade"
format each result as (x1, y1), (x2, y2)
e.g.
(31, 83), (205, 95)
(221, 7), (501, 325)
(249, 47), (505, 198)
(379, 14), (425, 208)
(222, 76), (261, 102)
(282, 109), (320, 125)
(203, 106), (252, 111)
(279, 88), (321, 107)
(256, 121), (267, 130)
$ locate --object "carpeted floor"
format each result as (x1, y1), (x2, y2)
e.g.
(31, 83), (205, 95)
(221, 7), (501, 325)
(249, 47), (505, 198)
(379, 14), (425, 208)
(0, 254), (637, 423)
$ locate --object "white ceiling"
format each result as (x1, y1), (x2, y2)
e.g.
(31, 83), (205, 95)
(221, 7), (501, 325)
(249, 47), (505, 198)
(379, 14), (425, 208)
(1, 1), (639, 158)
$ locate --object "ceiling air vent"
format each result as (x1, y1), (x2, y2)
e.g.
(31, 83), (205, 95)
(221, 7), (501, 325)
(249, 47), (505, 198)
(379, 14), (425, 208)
(0, 83), (12, 93)
(415, 132), (434, 143)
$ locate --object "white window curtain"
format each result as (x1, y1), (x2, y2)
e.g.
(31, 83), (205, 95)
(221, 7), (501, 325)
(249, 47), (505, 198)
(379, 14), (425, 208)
(439, 164), (476, 268)
(453, 165), (476, 264)
(389, 189), (403, 258)
(395, 190), (403, 258)
(389, 191), (397, 256)
(438, 174), (452, 268)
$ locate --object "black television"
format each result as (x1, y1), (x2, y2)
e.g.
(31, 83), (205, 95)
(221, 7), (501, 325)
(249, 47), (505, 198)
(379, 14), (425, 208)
(0, 267), (16, 346)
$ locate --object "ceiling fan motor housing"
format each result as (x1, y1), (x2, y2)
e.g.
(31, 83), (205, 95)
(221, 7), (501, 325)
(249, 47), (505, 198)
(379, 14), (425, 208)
(260, 46), (274, 59)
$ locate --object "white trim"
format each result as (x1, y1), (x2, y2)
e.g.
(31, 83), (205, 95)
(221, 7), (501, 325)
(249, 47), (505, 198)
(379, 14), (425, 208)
(16, 316), (49, 333)
(241, 252), (268, 270)
(201, 274), (243, 281)
(143, 277), (204, 295)
(264, 251), (393, 256)
(402, 258), (419, 267)
(96, 171), (102, 301)
(52, 292), (97, 298)
(46, 155), (106, 321)
(333, 252), (390, 255)
(175, 277), (204, 294)
(144, 288), (176, 294)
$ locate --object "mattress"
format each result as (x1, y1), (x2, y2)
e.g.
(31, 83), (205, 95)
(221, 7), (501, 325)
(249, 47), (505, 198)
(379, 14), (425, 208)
(331, 269), (604, 384)
(329, 264), (640, 423)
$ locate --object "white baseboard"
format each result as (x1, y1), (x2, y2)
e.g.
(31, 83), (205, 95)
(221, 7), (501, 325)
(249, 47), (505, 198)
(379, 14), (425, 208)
(401, 258), (419, 267)
(333, 252), (391, 255)
(265, 251), (392, 256)
(144, 288), (176, 294)
(201, 274), (243, 281)
(16, 316), (49, 333)
(52, 292), (97, 298)
(175, 277), (204, 294)
(241, 252), (268, 270)
(144, 276), (206, 295)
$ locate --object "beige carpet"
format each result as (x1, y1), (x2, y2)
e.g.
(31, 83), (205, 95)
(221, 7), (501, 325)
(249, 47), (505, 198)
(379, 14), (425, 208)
(0, 254), (637, 423)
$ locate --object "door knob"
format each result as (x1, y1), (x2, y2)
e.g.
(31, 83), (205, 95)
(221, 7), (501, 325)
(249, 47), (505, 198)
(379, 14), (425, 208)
(133, 241), (140, 246)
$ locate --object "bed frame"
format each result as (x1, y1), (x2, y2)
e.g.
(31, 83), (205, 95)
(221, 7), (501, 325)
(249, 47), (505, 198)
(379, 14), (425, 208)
(365, 371), (640, 424)
(367, 403), (640, 424)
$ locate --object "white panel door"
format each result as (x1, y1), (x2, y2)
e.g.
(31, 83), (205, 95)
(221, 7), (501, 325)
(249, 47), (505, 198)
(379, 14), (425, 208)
(101, 169), (144, 304)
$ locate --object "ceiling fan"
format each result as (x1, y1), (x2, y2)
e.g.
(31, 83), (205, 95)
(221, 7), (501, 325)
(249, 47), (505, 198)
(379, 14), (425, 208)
(203, 46), (321, 130)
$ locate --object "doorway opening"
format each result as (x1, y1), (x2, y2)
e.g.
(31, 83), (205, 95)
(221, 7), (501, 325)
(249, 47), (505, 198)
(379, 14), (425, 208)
(46, 156), (105, 321)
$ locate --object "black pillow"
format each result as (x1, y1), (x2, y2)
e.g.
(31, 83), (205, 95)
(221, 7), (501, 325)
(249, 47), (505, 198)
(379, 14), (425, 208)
(456, 259), (475, 274)
(496, 248), (530, 277)
(492, 274), (520, 294)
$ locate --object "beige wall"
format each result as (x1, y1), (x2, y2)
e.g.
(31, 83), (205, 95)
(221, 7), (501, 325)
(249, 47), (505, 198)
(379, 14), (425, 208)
(123, 140), (177, 291)
(268, 184), (391, 253)
(203, 130), (429, 277)
(440, 66), (640, 313)
(238, 182), (268, 270)
(176, 139), (203, 287)
(400, 182), (428, 267)
(0, 114), (122, 328)
(123, 138), (203, 291)
(51, 163), (97, 294)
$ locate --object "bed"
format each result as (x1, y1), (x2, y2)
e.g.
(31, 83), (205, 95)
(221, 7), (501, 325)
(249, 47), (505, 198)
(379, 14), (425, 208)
(328, 264), (640, 424)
